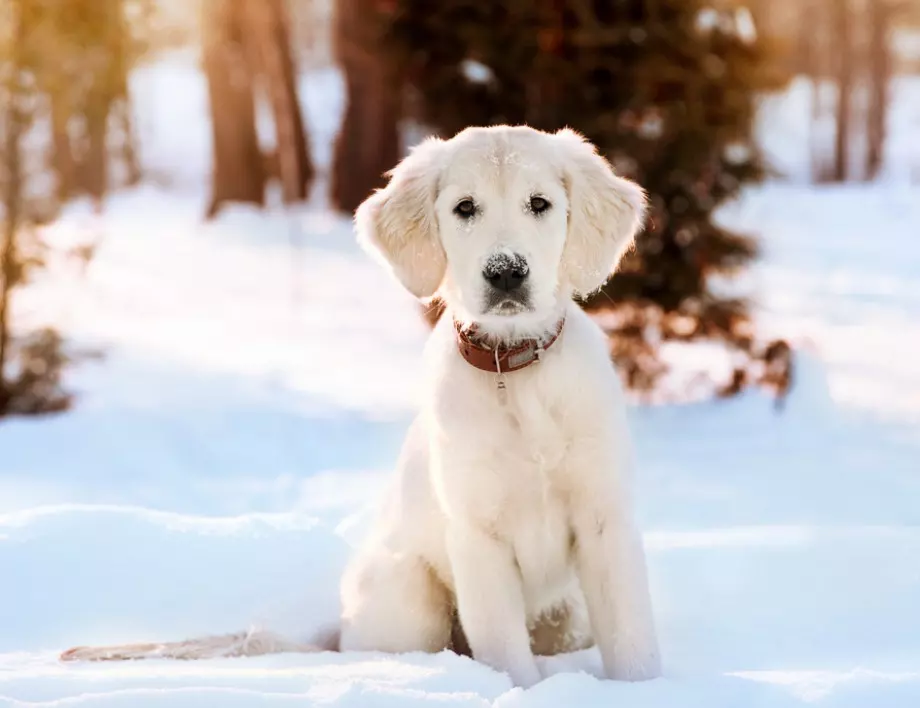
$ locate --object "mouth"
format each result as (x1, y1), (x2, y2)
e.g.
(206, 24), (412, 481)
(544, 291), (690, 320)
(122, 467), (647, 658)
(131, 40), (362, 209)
(496, 300), (526, 314)
(485, 296), (531, 316)
(481, 284), (533, 316)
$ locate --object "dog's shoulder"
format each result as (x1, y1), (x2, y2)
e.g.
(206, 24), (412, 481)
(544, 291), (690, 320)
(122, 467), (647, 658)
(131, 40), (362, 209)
(544, 304), (629, 418)
(551, 304), (616, 371)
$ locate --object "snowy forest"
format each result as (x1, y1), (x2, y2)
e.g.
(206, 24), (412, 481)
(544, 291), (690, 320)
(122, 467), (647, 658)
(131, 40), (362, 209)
(2, 0), (917, 415)
(2, 1), (920, 706)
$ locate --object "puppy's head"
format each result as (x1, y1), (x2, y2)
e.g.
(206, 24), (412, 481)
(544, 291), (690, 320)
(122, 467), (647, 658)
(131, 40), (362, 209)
(356, 126), (646, 333)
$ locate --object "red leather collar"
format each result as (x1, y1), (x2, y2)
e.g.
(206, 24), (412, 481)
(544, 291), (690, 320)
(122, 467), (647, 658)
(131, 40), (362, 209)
(454, 318), (565, 374)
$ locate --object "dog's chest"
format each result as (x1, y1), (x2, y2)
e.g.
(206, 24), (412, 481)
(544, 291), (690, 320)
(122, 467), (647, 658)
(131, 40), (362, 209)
(504, 476), (575, 610)
(490, 396), (577, 605)
(463, 368), (575, 505)
(434, 357), (581, 598)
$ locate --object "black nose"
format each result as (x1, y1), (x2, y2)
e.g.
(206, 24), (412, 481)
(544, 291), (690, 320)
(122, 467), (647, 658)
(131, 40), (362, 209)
(483, 258), (528, 293)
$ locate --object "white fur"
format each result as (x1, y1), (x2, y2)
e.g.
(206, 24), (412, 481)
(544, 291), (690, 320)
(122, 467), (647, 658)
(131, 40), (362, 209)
(59, 126), (661, 687)
(344, 126), (661, 687)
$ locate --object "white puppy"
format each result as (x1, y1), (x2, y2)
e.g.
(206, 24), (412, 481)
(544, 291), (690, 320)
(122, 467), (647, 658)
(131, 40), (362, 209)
(339, 125), (661, 687)
(60, 126), (661, 688)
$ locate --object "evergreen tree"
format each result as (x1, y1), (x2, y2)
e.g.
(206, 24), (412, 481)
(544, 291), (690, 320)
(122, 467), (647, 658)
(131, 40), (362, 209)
(380, 0), (791, 397)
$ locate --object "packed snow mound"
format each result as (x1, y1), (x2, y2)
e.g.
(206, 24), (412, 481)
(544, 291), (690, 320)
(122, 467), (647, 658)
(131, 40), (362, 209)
(3, 499), (920, 706)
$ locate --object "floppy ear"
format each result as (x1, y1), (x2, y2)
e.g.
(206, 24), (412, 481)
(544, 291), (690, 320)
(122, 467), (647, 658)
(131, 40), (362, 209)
(354, 137), (447, 299)
(555, 128), (648, 297)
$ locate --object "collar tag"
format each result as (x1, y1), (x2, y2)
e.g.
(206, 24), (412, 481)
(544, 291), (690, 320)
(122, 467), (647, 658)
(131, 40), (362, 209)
(507, 346), (537, 370)
(496, 375), (508, 405)
(494, 349), (508, 405)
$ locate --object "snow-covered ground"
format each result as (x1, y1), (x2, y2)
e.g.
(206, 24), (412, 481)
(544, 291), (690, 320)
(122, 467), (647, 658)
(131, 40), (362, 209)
(2, 52), (919, 707)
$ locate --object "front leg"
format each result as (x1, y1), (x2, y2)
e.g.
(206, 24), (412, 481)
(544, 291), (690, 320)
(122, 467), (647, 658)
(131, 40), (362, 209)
(447, 523), (542, 688)
(569, 441), (662, 681)
(574, 508), (661, 680)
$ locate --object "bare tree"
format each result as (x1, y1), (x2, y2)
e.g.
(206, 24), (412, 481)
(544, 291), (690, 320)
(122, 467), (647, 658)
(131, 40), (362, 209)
(244, 0), (314, 204)
(111, 95), (143, 187)
(865, 0), (893, 180)
(203, 0), (266, 218)
(0, 2), (26, 402)
(330, 0), (401, 214)
(204, 0), (316, 217)
(2, 0), (71, 417)
(23, 0), (137, 203)
(832, 0), (854, 182)
(110, 0), (142, 189)
(49, 88), (78, 200)
(801, 0), (830, 181)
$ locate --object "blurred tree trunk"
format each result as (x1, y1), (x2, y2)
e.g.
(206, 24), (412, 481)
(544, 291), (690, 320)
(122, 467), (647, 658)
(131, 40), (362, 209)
(76, 0), (124, 204)
(50, 92), (77, 200)
(109, 5), (140, 189)
(832, 0), (853, 182)
(203, 0), (265, 218)
(82, 94), (110, 203)
(0, 1), (27, 405)
(244, 0), (314, 203)
(112, 96), (142, 186)
(330, 0), (401, 214)
(865, 0), (892, 180)
(30, 0), (127, 202)
(113, 2), (142, 187)
(803, 0), (823, 181)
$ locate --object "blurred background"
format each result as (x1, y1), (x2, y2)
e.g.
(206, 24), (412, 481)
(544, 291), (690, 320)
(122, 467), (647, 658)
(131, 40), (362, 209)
(1, 0), (919, 420)
(1, 2), (920, 700)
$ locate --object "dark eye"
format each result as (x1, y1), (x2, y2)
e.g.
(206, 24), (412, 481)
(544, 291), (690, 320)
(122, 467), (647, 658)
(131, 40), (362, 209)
(454, 199), (476, 219)
(530, 196), (551, 214)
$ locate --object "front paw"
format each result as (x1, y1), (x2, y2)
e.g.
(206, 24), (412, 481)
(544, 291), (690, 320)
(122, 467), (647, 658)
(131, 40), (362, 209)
(508, 661), (543, 689)
(605, 643), (662, 682)
(474, 653), (543, 689)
